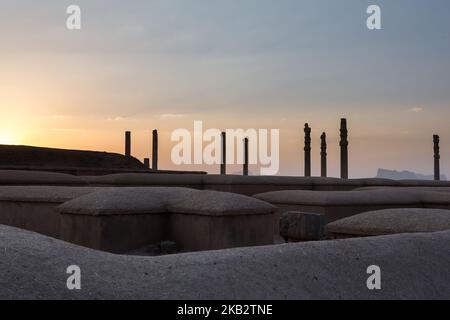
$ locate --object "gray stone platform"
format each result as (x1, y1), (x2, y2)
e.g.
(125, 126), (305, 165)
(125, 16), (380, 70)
(1, 224), (449, 300)
(4, 169), (450, 195)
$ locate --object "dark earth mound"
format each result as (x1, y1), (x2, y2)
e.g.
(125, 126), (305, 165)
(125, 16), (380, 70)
(0, 145), (146, 170)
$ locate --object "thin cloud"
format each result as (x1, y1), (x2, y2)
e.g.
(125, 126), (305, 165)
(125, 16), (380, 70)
(159, 114), (186, 120)
(106, 116), (127, 121)
(409, 107), (424, 113)
(51, 115), (66, 120)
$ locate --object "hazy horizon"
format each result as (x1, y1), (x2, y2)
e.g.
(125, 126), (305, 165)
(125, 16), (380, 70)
(1, 0), (450, 177)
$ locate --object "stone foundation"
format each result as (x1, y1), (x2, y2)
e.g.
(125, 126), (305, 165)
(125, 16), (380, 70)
(58, 187), (275, 253)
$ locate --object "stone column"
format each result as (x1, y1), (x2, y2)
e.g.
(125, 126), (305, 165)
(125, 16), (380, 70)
(434, 135), (440, 181)
(221, 132), (227, 175)
(340, 119), (348, 179)
(125, 131), (131, 157)
(304, 124), (311, 177)
(320, 132), (327, 178)
(243, 137), (249, 176)
(144, 158), (150, 169)
(152, 129), (158, 171)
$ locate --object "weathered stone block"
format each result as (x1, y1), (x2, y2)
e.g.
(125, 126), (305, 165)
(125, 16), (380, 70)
(58, 187), (275, 253)
(0, 170), (86, 186)
(280, 211), (325, 242)
(0, 186), (100, 238)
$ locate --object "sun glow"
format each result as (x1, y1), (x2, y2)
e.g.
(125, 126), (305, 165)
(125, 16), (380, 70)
(0, 130), (19, 145)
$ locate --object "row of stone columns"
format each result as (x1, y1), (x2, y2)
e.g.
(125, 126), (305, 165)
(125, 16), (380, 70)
(305, 121), (442, 181)
(304, 119), (348, 179)
(124, 130), (159, 171)
(125, 125), (441, 179)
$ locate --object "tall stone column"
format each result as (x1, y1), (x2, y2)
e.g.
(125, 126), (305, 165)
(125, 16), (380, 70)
(125, 131), (131, 157)
(340, 119), (348, 179)
(304, 124), (311, 177)
(152, 129), (158, 171)
(320, 132), (327, 178)
(243, 137), (249, 176)
(434, 135), (440, 181)
(221, 132), (227, 175)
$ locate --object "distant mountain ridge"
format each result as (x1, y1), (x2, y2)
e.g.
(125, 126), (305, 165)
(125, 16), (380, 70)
(376, 168), (447, 181)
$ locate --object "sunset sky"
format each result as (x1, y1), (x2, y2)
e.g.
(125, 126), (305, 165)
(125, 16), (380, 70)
(1, 0), (450, 177)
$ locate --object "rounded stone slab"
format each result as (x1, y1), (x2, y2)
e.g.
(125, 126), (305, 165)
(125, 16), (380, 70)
(355, 186), (450, 193)
(0, 186), (102, 203)
(168, 189), (275, 216)
(58, 187), (275, 216)
(310, 177), (393, 188)
(1, 224), (449, 300)
(83, 173), (204, 186)
(253, 189), (426, 206)
(396, 179), (450, 187)
(0, 170), (86, 186)
(203, 175), (316, 186)
(353, 178), (450, 188)
(58, 187), (185, 215)
(327, 208), (450, 236)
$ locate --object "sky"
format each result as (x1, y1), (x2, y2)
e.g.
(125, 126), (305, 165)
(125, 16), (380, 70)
(0, 0), (450, 177)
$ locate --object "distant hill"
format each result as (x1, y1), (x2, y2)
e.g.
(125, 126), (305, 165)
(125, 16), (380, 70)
(376, 168), (447, 181)
(0, 144), (146, 170)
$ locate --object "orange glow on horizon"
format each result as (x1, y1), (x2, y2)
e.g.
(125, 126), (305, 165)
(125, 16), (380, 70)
(0, 128), (22, 146)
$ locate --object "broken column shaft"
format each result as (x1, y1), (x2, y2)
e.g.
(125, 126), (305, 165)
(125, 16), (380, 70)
(221, 132), (227, 175)
(152, 130), (158, 171)
(434, 135), (440, 181)
(243, 137), (249, 176)
(340, 119), (348, 179)
(320, 132), (327, 178)
(304, 124), (312, 177)
(144, 158), (150, 169)
(125, 131), (131, 157)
